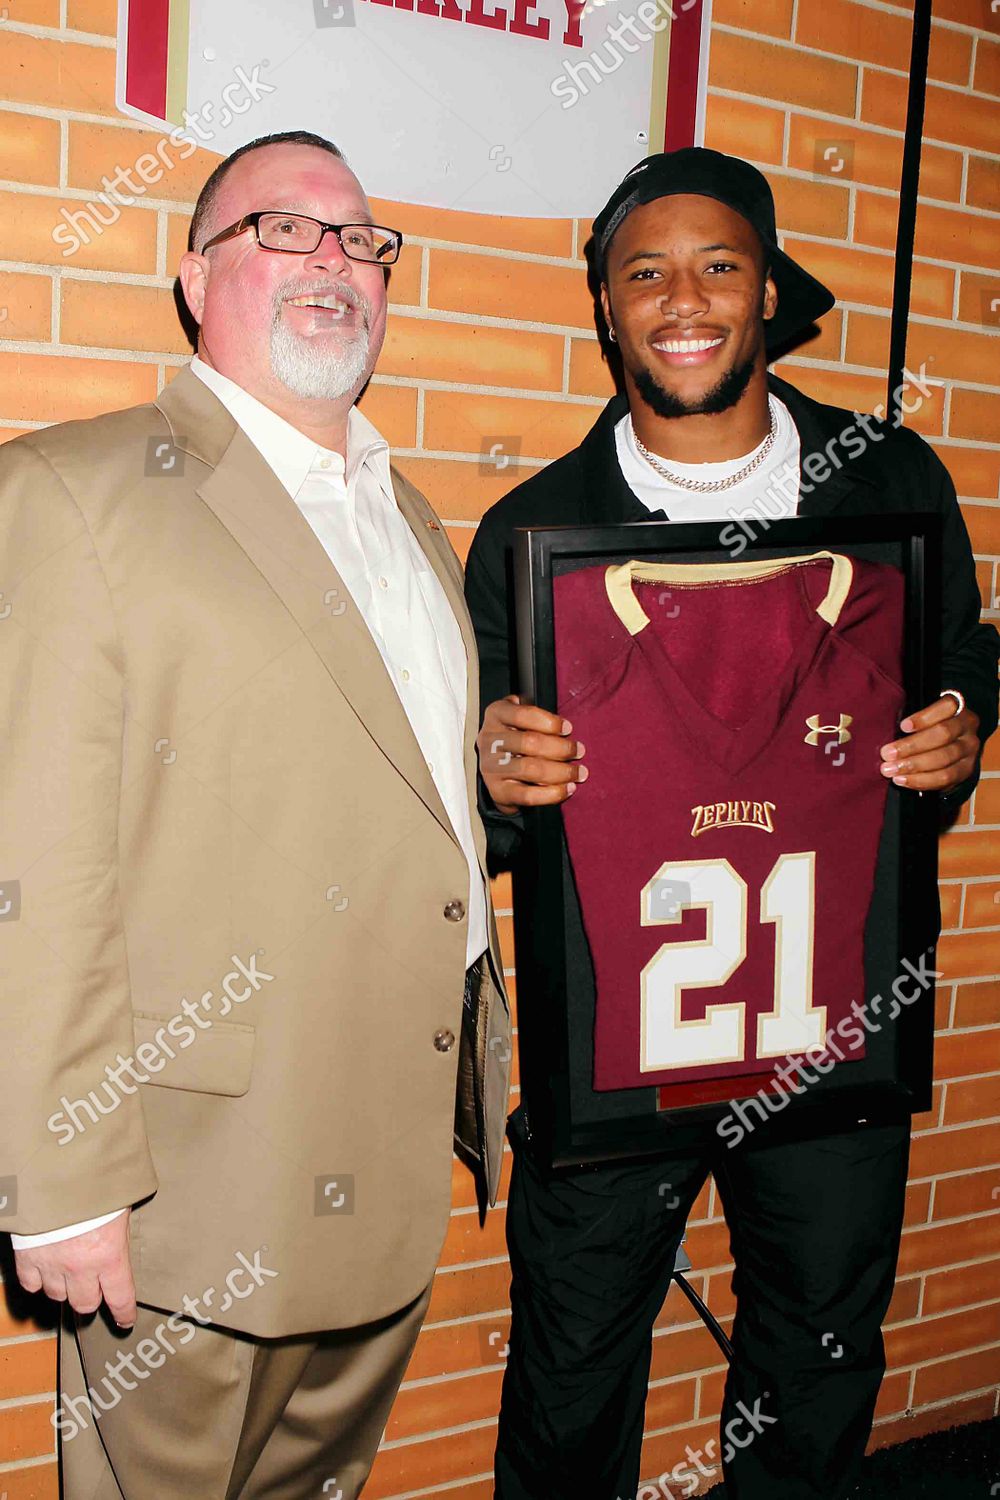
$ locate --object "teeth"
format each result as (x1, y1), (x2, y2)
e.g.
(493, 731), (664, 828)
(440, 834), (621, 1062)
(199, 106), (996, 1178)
(655, 336), (723, 353)
(288, 293), (349, 310)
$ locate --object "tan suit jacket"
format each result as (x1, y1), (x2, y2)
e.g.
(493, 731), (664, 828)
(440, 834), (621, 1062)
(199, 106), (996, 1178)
(0, 367), (511, 1337)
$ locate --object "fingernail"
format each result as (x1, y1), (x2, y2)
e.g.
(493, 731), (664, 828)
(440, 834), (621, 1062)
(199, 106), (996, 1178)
(578, 765), (589, 782)
(562, 720), (572, 735)
(565, 781), (576, 795)
(899, 718), (914, 732)
(576, 741), (586, 758)
(893, 775), (908, 786)
(881, 747), (897, 761)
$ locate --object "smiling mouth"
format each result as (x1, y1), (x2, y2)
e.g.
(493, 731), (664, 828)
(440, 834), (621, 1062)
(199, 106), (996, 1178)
(651, 335), (725, 354)
(285, 292), (355, 314)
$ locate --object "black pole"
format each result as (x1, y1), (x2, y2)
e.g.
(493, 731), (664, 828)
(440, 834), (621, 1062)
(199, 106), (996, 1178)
(887, 0), (933, 425)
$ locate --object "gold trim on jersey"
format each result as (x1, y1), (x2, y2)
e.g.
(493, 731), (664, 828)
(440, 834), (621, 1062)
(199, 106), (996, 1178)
(691, 799), (777, 837)
(604, 551), (854, 637)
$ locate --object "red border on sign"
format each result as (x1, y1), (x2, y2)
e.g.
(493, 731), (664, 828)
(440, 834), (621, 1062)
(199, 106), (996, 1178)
(123, 0), (172, 121)
(663, 0), (708, 151)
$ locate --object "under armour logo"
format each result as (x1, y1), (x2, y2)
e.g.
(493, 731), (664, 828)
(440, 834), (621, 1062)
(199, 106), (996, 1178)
(804, 713), (852, 747)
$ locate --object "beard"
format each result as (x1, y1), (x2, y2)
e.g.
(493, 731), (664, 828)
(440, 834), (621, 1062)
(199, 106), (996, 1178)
(632, 349), (757, 420)
(269, 279), (374, 401)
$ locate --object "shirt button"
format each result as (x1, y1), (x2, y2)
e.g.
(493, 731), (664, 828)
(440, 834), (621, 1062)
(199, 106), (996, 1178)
(444, 899), (465, 922)
(401, 669), (411, 682)
(378, 576), (389, 590)
(434, 1029), (455, 1053)
(319, 457), (332, 470)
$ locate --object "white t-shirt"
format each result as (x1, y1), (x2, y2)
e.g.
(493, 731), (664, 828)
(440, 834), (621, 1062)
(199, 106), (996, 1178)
(614, 395), (802, 524)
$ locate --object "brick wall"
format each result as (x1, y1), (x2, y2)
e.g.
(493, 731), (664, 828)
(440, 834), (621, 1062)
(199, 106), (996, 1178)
(1, 0), (998, 1492)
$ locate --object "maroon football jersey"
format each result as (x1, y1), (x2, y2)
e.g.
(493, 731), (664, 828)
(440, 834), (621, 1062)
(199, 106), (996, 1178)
(554, 552), (904, 1093)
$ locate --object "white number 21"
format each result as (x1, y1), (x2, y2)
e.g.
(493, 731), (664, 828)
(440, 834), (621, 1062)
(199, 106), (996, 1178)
(640, 854), (824, 1072)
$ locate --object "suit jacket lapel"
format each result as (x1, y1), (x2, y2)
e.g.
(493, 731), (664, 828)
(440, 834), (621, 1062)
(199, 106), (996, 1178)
(156, 368), (454, 841)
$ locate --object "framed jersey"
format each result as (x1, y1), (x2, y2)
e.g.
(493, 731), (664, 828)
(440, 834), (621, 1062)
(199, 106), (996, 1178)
(511, 516), (941, 1168)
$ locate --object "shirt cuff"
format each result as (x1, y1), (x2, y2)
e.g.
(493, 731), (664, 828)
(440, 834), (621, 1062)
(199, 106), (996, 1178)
(10, 1208), (127, 1250)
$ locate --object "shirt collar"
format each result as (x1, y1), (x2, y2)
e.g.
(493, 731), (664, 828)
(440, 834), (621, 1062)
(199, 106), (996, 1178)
(190, 356), (392, 501)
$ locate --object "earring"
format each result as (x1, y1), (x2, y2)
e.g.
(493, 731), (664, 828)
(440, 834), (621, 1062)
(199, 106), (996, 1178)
(608, 328), (617, 343)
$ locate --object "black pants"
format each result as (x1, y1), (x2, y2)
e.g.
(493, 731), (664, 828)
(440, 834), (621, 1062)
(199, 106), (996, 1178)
(494, 1108), (909, 1500)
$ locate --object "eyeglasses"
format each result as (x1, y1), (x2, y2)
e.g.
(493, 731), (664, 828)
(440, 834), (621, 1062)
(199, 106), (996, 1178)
(201, 211), (403, 264)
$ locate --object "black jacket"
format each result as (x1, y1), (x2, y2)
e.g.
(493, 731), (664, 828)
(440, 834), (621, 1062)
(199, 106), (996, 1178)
(466, 372), (1000, 870)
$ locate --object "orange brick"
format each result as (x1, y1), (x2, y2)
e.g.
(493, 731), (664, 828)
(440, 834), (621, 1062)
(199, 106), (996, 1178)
(405, 1315), (510, 1382)
(0, 351), (157, 424)
(932, 1165), (1000, 1219)
(848, 312), (998, 387)
(386, 1367), (503, 1441)
(974, 37), (1000, 98)
(428, 249), (594, 331)
(870, 1391), (997, 1451)
(787, 115), (963, 203)
(935, 984), (953, 1031)
(426, 1259), (511, 1324)
(2, 33), (118, 117)
(938, 882), (963, 929)
(961, 504), (1000, 559)
(167, 212), (192, 272)
(355, 381), (418, 449)
(853, 190), (897, 253)
(913, 1344), (1000, 1406)
(67, 0), (118, 30)
(60, 279), (192, 356)
(0, 1461), (60, 1500)
(864, 72), (1000, 155)
(450, 1144), (513, 1212)
(491, 870), (513, 908)
(923, 1257), (1000, 1315)
(704, 95), (786, 166)
(424, 389), (598, 464)
(67, 121), (217, 206)
(0, 1398), (56, 1462)
(884, 1298), (1000, 1368)
(365, 1420), (496, 1496)
(0, 109), (61, 188)
(886, 1275), (922, 1325)
(770, 171), (851, 239)
(873, 1368), (911, 1420)
(905, 1179), (933, 1227)
(644, 1374), (700, 1431)
(393, 455), (543, 524)
(935, 928), (1000, 981)
(0, 1337), (56, 1400)
(782, 239), (954, 319)
(974, 778), (1000, 825)
(712, 0), (793, 36)
(0, 271), (52, 341)
(796, 0), (913, 73)
(909, 1120), (1000, 1180)
(967, 155), (1000, 215)
(914, 1082), (945, 1133)
(386, 244), (422, 309)
(784, 308), (843, 363)
(368, 196), (572, 258)
(944, 1074), (1000, 1126)
(568, 335), (617, 399)
(650, 1321), (729, 1382)
(940, 825), (1000, 878)
(2, 0), (59, 22)
(710, 33), (858, 116)
(933, 0), (993, 22)
(768, 361), (884, 414)
(1, 188), (158, 274)
(917, 202), (1000, 274)
(934, 1026), (1000, 1079)
(953, 980), (1000, 1031)
(950, 389), (1000, 446)
(381, 314), (562, 391)
(962, 879), (1000, 928)
(957, 269), (1000, 328)
(438, 1203), (508, 1268)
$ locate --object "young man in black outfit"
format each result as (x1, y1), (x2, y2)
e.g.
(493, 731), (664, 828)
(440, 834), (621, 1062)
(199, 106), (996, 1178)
(464, 149), (1000, 1500)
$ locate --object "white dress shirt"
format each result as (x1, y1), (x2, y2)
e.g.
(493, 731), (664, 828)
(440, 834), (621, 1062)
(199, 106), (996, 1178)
(12, 358), (486, 1251)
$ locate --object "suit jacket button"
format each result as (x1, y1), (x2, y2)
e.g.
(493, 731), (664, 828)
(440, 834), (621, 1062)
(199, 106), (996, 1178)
(443, 899), (465, 922)
(434, 1029), (456, 1052)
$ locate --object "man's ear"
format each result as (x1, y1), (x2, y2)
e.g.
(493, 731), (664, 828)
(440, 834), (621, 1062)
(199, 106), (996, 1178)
(599, 282), (614, 341)
(178, 251), (208, 327)
(762, 269), (778, 325)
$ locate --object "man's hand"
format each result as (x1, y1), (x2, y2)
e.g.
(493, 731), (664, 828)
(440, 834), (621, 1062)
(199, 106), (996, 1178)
(14, 1209), (136, 1326)
(477, 695), (587, 814)
(880, 695), (981, 792)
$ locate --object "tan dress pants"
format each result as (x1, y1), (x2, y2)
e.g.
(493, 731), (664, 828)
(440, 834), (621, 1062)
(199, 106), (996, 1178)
(58, 1284), (432, 1500)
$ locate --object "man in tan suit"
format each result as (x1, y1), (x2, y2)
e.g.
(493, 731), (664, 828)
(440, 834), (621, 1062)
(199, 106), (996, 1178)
(1, 129), (510, 1498)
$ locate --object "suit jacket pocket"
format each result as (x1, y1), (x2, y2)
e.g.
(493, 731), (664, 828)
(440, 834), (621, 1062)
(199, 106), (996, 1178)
(131, 1011), (255, 1098)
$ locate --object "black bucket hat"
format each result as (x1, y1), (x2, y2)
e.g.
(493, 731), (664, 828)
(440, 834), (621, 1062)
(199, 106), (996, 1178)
(593, 147), (835, 349)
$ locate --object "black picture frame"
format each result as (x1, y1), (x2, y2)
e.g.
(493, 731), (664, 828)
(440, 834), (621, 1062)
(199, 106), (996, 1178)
(511, 515), (941, 1169)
